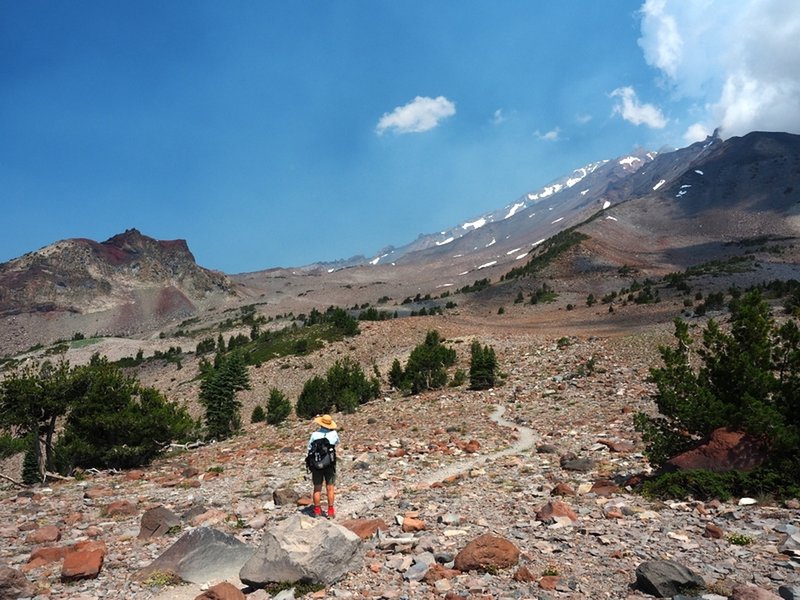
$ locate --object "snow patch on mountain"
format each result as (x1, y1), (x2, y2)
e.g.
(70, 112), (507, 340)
(653, 179), (666, 191)
(435, 237), (455, 246)
(478, 261), (497, 270)
(462, 218), (487, 231)
(619, 156), (642, 167)
(602, 200), (611, 209)
(504, 202), (526, 219)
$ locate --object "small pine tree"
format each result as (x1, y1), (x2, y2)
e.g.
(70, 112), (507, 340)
(199, 352), (250, 440)
(251, 405), (266, 423)
(296, 376), (331, 419)
(388, 359), (404, 389)
(22, 438), (41, 485)
(403, 330), (457, 394)
(266, 388), (291, 425)
(469, 340), (498, 390)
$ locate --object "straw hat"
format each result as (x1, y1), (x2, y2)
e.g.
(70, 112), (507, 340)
(314, 414), (337, 430)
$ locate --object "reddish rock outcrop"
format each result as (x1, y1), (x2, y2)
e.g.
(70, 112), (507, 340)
(666, 428), (768, 473)
(453, 534), (520, 572)
(341, 518), (388, 539)
(535, 500), (578, 523)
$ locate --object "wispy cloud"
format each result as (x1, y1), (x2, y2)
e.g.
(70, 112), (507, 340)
(575, 113), (593, 125)
(535, 127), (561, 141)
(611, 86), (667, 128)
(376, 96), (456, 135)
(637, 0), (800, 138)
(491, 109), (506, 125)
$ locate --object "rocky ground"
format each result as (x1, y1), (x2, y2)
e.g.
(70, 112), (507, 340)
(1, 321), (799, 600)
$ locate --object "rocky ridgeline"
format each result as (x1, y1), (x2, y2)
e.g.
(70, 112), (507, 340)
(0, 334), (798, 599)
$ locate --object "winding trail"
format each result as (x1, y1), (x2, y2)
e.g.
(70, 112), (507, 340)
(341, 404), (538, 519)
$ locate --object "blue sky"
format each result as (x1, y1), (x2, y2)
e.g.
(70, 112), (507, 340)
(2, 1), (799, 272)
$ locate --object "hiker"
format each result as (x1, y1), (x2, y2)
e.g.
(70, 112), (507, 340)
(307, 414), (339, 518)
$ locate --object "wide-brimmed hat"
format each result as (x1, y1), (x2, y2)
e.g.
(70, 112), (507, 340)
(314, 414), (337, 430)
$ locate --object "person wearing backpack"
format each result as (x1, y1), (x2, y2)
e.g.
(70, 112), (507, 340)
(306, 414), (339, 518)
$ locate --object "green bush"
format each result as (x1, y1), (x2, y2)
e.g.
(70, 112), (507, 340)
(266, 388), (291, 425)
(469, 341), (498, 390)
(296, 376), (331, 419)
(199, 352), (251, 441)
(636, 290), (800, 498)
(402, 330), (457, 394)
(295, 358), (379, 418)
(22, 439), (41, 485)
(251, 405), (266, 423)
(54, 358), (195, 472)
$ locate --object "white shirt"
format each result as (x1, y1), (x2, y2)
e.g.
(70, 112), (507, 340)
(308, 428), (339, 452)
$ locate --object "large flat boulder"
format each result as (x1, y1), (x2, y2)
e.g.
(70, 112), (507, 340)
(138, 527), (254, 585)
(239, 514), (362, 587)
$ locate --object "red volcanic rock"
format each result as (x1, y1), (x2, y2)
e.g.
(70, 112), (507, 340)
(535, 500), (578, 523)
(341, 518), (388, 540)
(60, 543), (107, 582)
(195, 582), (246, 600)
(667, 428), (768, 473)
(26, 525), (61, 545)
(454, 534), (520, 572)
(551, 483), (576, 497)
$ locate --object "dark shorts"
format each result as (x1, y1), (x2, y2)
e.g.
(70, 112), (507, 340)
(311, 464), (336, 486)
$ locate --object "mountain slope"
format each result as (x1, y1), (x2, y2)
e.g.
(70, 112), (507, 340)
(0, 229), (235, 352)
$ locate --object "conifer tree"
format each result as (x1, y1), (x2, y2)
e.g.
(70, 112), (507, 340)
(469, 340), (498, 390)
(266, 388), (291, 425)
(199, 352), (250, 440)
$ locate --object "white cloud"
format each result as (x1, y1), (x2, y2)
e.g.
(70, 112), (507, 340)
(611, 86), (668, 128)
(376, 96), (456, 135)
(637, 0), (800, 137)
(535, 127), (561, 141)
(683, 122), (711, 144)
(491, 109), (506, 125)
(575, 113), (593, 125)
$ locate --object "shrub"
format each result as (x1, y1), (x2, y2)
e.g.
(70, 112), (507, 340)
(636, 290), (800, 498)
(469, 341), (498, 390)
(22, 439), (41, 484)
(296, 376), (330, 419)
(266, 388), (292, 425)
(251, 405), (266, 423)
(450, 368), (467, 387)
(55, 359), (195, 472)
(402, 330), (457, 394)
(388, 359), (404, 389)
(199, 352), (251, 441)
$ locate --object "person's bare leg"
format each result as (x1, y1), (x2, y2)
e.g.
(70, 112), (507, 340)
(313, 484), (322, 515)
(326, 484), (335, 515)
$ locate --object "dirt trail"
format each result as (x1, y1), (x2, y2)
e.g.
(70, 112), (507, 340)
(340, 404), (538, 519)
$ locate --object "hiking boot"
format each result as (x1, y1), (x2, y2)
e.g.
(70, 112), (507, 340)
(312, 505), (322, 517)
(327, 507), (335, 519)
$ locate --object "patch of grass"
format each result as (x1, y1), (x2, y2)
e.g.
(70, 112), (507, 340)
(263, 582), (325, 596)
(542, 564), (560, 577)
(502, 229), (589, 281)
(142, 570), (184, 587)
(727, 532), (755, 546)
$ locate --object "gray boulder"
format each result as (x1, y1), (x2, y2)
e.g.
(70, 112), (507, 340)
(635, 560), (705, 598)
(239, 514), (362, 587)
(138, 527), (255, 584)
(0, 566), (36, 599)
(138, 505), (181, 539)
(779, 585), (800, 600)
